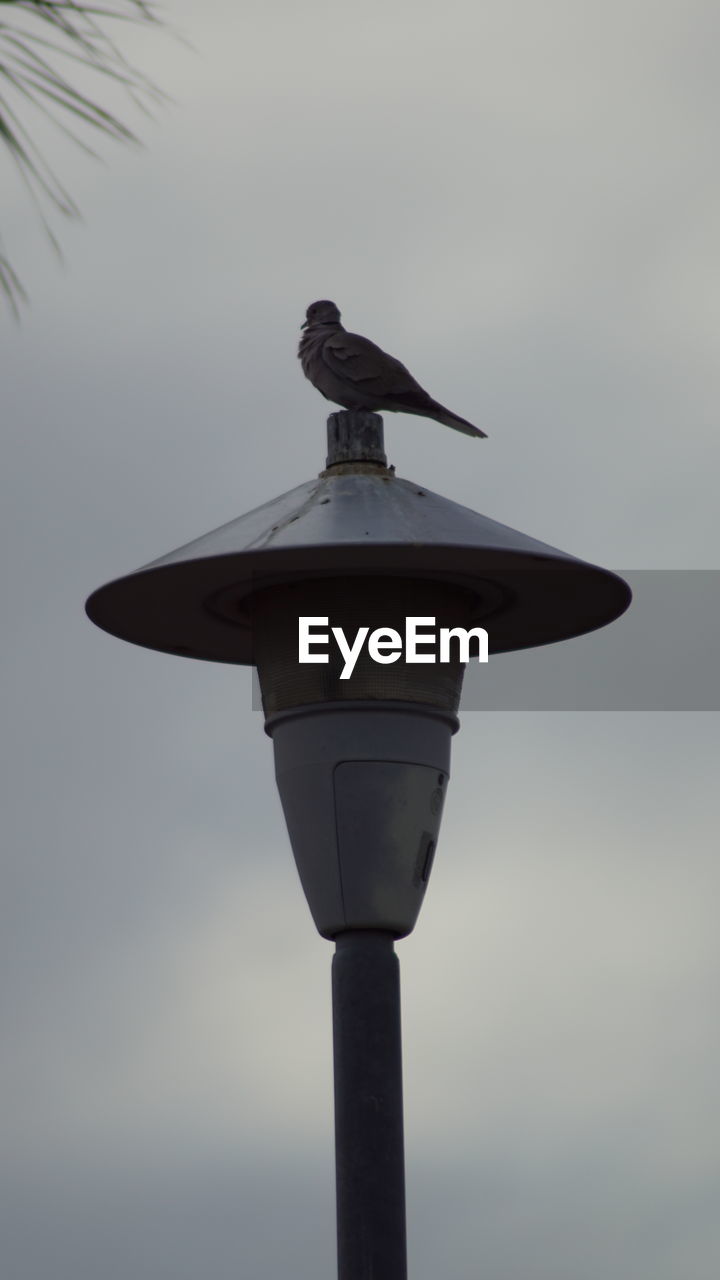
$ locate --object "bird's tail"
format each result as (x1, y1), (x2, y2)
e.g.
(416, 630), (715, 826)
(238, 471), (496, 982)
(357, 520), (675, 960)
(432, 406), (488, 438)
(382, 388), (488, 437)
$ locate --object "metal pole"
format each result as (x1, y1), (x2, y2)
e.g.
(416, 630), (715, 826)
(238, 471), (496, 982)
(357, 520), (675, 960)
(332, 929), (407, 1280)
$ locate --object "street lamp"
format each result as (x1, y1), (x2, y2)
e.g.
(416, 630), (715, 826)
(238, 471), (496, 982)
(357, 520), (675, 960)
(87, 410), (630, 1280)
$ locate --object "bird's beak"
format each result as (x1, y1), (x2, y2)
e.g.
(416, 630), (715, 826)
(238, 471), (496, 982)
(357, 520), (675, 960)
(300, 319), (309, 329)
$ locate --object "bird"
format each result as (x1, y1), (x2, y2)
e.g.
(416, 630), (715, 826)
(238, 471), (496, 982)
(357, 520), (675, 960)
(298, 300), (487, 438)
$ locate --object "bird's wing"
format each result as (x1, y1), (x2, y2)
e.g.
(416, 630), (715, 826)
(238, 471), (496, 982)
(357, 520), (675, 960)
(322, 331), (422, 393)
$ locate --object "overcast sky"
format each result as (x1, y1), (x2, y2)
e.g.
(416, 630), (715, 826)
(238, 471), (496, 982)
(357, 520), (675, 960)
(2, 2), (719, 1277)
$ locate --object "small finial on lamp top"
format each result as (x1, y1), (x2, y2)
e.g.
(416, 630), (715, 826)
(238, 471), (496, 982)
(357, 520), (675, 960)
(324, 410), (389, 471)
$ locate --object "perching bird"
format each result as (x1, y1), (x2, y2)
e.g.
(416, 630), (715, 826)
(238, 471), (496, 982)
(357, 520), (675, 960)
(298, 300), (487, 438)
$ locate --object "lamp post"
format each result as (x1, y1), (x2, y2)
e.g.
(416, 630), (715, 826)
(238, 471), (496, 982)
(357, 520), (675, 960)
(87, 411), (630, 1280)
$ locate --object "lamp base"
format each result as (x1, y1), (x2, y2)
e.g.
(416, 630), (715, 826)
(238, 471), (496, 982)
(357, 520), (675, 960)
(265, 701), (457, 938)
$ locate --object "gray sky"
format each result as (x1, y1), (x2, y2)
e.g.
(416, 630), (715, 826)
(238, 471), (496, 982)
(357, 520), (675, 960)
(2, 2), (719, 1277)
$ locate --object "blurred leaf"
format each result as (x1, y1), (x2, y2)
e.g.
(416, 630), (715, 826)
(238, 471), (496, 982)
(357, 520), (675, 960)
(0, 1), (166, 315)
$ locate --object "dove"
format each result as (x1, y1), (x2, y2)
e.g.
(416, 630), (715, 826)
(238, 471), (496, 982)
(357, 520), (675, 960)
(298, 300), (487, 438)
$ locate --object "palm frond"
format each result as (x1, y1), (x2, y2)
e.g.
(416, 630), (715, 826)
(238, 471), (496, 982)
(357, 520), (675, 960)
(0, 0), (166, 316)
(0, 240), (27, 318)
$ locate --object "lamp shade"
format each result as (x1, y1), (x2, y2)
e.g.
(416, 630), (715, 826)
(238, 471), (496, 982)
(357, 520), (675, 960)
(86, 467), (630, 663)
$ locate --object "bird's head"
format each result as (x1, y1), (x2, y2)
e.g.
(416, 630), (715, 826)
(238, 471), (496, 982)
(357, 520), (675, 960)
(302, 300), (341, 329)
